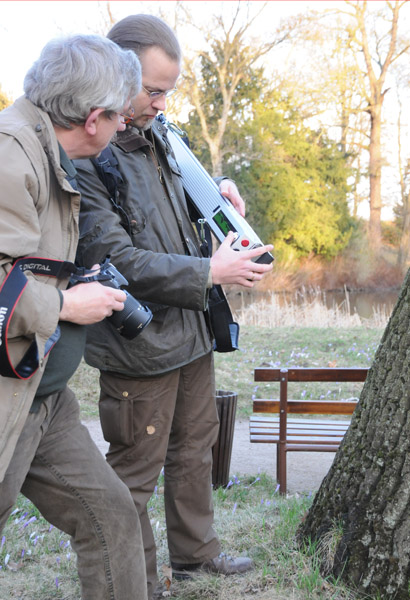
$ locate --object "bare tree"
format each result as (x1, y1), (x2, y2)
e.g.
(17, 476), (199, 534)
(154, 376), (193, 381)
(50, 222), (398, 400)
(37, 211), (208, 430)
(341, 1), (410, 251)
(396, 95), (410, 271)
(176, 2), (295, 176)
(283, 1), (410, 248)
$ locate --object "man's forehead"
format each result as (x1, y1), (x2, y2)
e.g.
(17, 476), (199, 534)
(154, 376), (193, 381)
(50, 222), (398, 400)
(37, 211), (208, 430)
(139, 47), (180, 78)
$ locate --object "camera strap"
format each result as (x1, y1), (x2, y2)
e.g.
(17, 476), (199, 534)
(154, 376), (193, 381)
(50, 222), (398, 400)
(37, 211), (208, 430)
(0, 257), (93, 380)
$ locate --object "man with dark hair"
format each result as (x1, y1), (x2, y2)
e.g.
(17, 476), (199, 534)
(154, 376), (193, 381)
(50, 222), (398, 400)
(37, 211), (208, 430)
(75, 15), (273, 599)
(0, 34), (148, 599)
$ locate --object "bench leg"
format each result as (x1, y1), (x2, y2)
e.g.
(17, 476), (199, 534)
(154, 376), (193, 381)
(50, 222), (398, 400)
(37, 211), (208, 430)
(278, 441), (287, 495)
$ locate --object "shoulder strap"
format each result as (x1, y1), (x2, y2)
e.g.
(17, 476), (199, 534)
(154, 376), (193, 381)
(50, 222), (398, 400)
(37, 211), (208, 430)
(91, 147), (132, 235)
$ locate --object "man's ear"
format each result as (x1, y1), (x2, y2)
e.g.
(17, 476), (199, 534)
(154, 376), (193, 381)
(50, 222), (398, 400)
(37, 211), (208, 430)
(84, 108), (105, 135)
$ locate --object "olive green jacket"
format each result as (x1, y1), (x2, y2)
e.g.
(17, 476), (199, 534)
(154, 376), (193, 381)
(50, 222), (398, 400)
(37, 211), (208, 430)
(75, 118), (213, 377)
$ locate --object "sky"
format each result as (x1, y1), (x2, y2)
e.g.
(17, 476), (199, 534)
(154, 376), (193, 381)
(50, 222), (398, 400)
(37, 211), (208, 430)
(0, 1), (343, 99)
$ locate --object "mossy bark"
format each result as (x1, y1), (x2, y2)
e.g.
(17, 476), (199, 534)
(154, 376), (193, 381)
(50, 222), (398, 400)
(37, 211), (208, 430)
(298, 269), (410, 599)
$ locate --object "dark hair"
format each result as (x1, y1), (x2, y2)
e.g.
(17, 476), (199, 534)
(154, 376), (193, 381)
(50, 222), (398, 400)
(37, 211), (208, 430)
(107, 14), (181, 63)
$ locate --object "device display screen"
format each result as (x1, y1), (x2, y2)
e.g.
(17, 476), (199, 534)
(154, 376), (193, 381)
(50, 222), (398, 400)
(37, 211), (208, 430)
(213, 210), (237, 236)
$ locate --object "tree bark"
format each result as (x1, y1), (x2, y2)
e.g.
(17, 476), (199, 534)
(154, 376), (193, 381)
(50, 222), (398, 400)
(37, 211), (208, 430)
(298, 268), (410, 599)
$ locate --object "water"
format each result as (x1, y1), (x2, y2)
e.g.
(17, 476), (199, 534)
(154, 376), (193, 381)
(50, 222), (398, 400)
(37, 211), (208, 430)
(226, 288), (399, 320)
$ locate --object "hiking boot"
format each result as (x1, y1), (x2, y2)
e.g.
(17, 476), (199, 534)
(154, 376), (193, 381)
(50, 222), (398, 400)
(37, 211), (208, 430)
(171, 552), (253, 580)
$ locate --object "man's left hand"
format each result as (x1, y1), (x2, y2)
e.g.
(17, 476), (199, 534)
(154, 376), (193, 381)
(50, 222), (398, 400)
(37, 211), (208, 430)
(219, 179), (245, 217)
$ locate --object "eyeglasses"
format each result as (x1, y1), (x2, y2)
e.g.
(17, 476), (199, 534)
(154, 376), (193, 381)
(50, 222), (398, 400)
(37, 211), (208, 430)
(142, 84), (178, 99)
(118, 107), (135, 124)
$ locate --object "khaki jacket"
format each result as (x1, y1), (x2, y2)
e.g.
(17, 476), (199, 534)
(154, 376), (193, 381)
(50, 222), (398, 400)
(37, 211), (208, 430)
(75, 119), (213, 377)
(0, 97), (80, 481)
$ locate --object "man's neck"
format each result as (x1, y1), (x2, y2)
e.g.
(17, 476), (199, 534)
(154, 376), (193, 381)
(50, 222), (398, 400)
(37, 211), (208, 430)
(53, 124), (87, 160)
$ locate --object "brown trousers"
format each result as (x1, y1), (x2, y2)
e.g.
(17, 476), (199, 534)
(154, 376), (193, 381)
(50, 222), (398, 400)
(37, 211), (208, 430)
(0, 387), (147, 600)
(99, 352), (221, 599)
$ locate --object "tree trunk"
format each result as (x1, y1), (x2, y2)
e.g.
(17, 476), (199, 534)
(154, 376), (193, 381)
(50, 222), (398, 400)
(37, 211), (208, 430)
(368, 105), (383, 251)
(397, 206), (410, 272)
(298, 269), (410, 599)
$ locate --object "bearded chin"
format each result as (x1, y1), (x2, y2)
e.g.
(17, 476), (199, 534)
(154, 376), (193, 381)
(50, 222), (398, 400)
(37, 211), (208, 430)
(142, 119), (155, 131)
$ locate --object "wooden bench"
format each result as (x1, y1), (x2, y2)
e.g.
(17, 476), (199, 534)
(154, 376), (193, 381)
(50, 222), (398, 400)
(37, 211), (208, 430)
(250, 367), (369, 494)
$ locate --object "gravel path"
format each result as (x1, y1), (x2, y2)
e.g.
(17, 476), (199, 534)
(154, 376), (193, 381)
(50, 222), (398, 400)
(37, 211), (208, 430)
(83, 418), (335, 494)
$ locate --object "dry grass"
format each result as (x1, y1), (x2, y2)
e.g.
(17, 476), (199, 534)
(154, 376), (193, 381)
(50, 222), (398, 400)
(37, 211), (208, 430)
(231, 287), (390, 329)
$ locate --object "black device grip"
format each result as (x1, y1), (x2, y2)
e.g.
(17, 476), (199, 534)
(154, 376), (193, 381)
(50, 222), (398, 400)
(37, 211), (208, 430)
(254, 251), (275, 265)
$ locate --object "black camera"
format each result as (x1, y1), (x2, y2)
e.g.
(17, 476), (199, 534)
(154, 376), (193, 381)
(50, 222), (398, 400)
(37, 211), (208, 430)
(98, 260), (153, 339)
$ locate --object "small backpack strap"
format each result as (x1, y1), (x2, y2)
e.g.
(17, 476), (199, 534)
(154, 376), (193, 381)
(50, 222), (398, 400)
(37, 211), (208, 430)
(91, 147), (132, 235)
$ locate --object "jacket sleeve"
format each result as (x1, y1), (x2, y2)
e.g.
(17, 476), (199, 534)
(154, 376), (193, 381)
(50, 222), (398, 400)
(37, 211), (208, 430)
(0, 133), (61, 345)
(75, 158), (211, 312)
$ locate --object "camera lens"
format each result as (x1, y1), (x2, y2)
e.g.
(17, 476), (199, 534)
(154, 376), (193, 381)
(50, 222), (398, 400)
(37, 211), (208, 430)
(108, 291), (153, 339)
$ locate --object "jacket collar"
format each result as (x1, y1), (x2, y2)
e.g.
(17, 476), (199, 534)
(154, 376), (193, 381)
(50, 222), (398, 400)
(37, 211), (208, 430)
(112, 126), (152, 153)
(12, 97), (76, 192)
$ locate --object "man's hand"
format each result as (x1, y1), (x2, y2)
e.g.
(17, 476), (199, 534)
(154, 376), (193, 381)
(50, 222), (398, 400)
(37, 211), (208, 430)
(219, 179), (246, 217)
(60, 282), (126, 325)
(210, 231), (273, 288)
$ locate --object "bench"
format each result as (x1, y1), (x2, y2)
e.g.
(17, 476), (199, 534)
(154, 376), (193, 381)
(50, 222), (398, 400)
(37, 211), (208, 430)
(250, 367), (369, 494)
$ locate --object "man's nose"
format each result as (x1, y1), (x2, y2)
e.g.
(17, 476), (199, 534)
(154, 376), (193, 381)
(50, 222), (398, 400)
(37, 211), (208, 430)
(151, 95), (167, 112)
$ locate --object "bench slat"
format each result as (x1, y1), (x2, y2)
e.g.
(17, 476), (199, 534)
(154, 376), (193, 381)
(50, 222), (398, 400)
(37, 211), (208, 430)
(250, 435), (345, 444)
(250, 416), (351, 428)
(253, 399), (357, 414)
(251, 428), (347, 437)
(254, 367), (368, 383)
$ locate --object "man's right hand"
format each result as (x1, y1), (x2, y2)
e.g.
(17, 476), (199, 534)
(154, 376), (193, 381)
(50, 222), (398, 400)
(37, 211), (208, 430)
(210, 231), (274, 288)
(60, 281), (126, 325)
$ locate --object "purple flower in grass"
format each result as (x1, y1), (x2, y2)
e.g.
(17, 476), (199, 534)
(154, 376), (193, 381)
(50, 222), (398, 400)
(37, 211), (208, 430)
(23, 516), (36, 528)
(249, 477), (260, 487)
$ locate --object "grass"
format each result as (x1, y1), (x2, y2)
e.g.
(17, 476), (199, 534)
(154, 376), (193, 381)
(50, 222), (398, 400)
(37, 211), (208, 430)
(1, 292), (389, 599)
(2, 475), (359, 600)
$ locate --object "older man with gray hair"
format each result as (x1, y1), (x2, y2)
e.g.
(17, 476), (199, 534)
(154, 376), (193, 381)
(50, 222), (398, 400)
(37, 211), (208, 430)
(0, 34), (147, 599)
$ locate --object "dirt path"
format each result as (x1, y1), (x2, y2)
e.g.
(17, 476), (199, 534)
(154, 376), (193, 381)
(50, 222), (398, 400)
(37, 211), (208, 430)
(83, 418), (335, 494)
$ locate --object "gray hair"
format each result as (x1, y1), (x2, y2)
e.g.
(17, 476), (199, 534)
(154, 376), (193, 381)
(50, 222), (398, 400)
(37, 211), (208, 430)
(107, 14), (181, 63)
(24, 34), (141, 129)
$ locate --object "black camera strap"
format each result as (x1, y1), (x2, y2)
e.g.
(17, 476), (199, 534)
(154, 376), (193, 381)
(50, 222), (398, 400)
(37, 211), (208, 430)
(0, 257), (92, 380)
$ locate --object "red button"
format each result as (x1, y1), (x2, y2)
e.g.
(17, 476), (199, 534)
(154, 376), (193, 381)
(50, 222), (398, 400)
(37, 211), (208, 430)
(241, 239), (250, 247)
